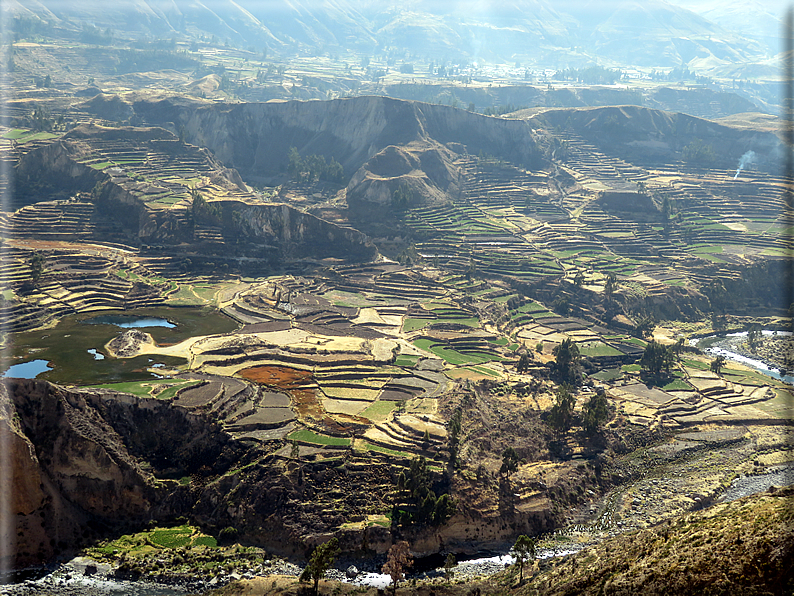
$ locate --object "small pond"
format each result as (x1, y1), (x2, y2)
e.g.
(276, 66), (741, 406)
(2, 359), (52, 379)
(84, 315), (176, 329)
(6, 307), (238, 386)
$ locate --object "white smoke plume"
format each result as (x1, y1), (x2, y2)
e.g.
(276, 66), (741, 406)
(733, 150), (756, 180)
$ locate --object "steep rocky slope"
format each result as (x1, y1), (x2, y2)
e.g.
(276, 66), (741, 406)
(1, 379), (235, 569)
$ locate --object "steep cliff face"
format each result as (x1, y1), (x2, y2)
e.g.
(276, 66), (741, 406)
(12, 124), (377, 262)
(3, 379), (566, 568)
(2, 380), (159, 567)
(1, 380), (240, 569)
(234, 202), (378, 260)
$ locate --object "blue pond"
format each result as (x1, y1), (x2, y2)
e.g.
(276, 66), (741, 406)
(3, 359), (52, 379)
(84, 315), (176, 329)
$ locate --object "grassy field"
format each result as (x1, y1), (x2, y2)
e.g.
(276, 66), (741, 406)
(288, 428), (351, 446)
(360, 442), (411, 458)
(402, 318), (430, 332)
(90, 379), (200, 399)
(393, 354), (420, 367)
(86, 524), (217, 559)
(360, 400), (398, 421)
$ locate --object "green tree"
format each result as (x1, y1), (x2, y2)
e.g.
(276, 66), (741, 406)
(604, 272), (618, 298)
(391, 182), (414, 210)
(500, 446), (520, 477)
(573, 270), (584, 287)
(287, 146), (303, 179)
(513, 535), (536, 583)
(632, 315), (655, 339)
(444, 553), (457, 582)
(548, 385), (575, 435)
(582, 390), (611, 435)
(552, 338), (581, 385)
(710, 355), (727, 375)
(395, 456), (456, 527)
(639, 340), (674, 377)
(382, 541), (412, 595)
(190, 190), (222, 226)
(747, 324), (761, 353)
(300, 538), (340, 595)
(28, 252), (45, 286)
(516, 353), (531, 373)
(706, 279), (729, 315)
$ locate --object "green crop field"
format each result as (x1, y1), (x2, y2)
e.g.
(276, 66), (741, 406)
(403, 318), (431, 332)
(661, 379), (693, 391)
(362, 442), (411, 458)
(288, 429), (351, 446)
(394, 354), (420, 367)
(361, 400), (398, 421)
(591, 368), (623, 381)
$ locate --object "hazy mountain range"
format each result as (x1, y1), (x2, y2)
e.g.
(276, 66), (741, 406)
(5, 0), (785, 73)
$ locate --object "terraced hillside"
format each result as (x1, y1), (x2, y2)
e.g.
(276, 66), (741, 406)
(2, 96), (792, 573)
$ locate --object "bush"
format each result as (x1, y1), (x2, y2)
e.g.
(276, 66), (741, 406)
(218, 526), (238, 545)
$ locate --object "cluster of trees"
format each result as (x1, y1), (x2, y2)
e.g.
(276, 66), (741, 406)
(500, 446), (520, 477)
(79, 23), (114, 45)
(34, 74), (52, 88)
(546, 384), (612, 437)
(394, 456), (456, 527)
(116, 49), (198, 74)
(12, 16), (54, 42)
(482, 103), (526, 116)
(391, 183), (414, 210)
(28, 106), (61, 132)
(190, 191), (223, 227)
(551, 337), (582, 385)
(287, 147), (344, 184)
(639, 340), (675, 377)
(682, 138), (716, 164)
(557, 66), (622, 85)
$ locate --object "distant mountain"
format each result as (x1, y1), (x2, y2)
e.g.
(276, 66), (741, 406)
(668, 0), (785, 56)
(5, 0), (774, 71)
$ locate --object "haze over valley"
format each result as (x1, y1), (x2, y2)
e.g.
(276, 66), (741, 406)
(0, 1), (792, 595)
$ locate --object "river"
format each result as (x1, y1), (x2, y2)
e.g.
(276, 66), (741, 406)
(692, 330), (794, 385)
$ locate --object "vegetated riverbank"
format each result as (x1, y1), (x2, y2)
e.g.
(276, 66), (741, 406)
(695, 330), (794, 384)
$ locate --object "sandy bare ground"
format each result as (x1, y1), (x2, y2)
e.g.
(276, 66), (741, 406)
(105, 327), (402, 368)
